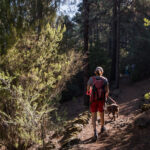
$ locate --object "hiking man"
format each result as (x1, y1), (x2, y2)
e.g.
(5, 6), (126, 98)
(87, 66), (109, 140)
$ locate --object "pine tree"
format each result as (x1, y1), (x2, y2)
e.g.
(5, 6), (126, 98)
(0, 1), (84, 149)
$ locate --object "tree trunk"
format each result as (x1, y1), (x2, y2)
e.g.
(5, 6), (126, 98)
(115, 0), (120, 88)
(89, 27), (93, 48)
(110, 0), (117, 83)
(110, 0), (120, 88)
(37, 0), (43, 33)
(83, 0), (89, 106)
(83, 0), (89, 53)
(96, 19), (99, 41)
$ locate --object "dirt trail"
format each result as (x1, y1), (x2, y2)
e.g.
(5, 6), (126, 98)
(63, 78), (150, 150)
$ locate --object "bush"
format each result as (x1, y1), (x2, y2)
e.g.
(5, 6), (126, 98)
(0, 23), (84, 149)
(61, 72), (84, 102)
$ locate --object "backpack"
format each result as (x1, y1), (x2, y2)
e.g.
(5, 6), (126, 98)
(91, 76), (105, 102)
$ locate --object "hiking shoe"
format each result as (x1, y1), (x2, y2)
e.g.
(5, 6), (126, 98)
(100, 126), (106, 133)
(92, 130), (98, 141)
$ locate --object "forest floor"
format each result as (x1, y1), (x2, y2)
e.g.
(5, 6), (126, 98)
(58, 77), (150, 150)
(1, 78), (149, 150)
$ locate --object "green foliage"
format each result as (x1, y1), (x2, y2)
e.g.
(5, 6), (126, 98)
(61, 72), (84, 102)
(71, 0), (150, 83)
(144, 18), (150, 26)
(89, 41), (111, 77)
(141, 92), (150, 111)
(118, 0), (150, 81)
(72, 0), (113, 78)
(56, 15), (84, 101)
(0, 21), (83, 149)
(0, 0), (83, 149)
(129, 28), (150, 81)
(0, 72), (44, 148)
(144, 92), (150, 100)
(0, 0), (58, 54)
(58, 15), (79, 52)
(141, 104), (150, 111)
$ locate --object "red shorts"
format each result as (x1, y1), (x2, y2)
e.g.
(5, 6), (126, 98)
(90, 100), (105, 112)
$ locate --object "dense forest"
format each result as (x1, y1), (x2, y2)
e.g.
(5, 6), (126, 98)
(0, 0), (150, 149)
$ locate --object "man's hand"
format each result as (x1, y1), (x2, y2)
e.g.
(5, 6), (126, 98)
(86, 85), (92, 95)
(87, 85), (90, 92)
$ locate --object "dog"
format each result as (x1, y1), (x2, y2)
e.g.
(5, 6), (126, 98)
(106, 103), (119, 121)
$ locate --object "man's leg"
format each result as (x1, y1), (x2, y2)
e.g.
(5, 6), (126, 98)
(98, 100), (106, 133)
(99, 111), (106, 133)
(92, 112), (97, 131)
(99, 111), (104, 127)
(91, 112), (98, 140)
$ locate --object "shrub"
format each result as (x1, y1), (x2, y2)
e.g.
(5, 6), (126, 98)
(0, 23), (84, 149)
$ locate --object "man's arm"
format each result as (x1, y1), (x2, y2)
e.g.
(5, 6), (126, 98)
(105, 84), (109, 99)
(87, 85), (91, 92)
(86, 77), (93, 95)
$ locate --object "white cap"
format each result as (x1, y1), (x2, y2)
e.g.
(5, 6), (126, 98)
(95, 66), (104, 73)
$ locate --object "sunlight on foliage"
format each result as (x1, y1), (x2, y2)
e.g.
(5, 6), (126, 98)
(0, 22), (83, 149)
(144, 18), (150, 27)
(144, 92), (150, 100)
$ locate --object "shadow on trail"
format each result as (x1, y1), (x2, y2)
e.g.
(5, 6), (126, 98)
(105, 120), (113, 124)
(100, 111), (150, 150)
(81, 137), (95, 144)
(59, 78), (150, 150)
(119, 98), (141, 116)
